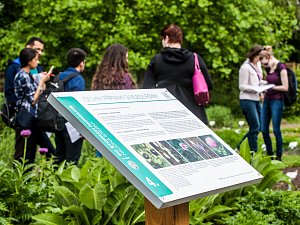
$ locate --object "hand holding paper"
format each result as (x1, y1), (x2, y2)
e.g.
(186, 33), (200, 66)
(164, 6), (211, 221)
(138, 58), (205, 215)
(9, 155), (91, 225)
(253, 84), (275, 93)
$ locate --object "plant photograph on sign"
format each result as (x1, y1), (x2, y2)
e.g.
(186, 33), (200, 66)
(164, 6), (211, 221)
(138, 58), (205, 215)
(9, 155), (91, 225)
(198, 135), (233, 157)
(149, 141), (188, 165)
(183, 137), (219, 160)
(131, 143), (171, 169)
(167, 139), (204, 162)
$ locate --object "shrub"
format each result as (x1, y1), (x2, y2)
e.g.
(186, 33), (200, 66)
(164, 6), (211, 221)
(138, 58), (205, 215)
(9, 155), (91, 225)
(222, 189), (300, 225)
(206, 105), (234, 128)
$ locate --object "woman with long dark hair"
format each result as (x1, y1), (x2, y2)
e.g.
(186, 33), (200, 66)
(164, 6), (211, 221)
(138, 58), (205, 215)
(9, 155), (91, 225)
(91, 43), (136, 157)
(91, 43), (136, 90)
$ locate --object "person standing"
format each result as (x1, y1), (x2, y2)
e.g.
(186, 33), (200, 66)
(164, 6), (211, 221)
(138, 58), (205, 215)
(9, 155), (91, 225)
(5, 37), (45, 106)
(259, 47), (288, 161)
(54, 48), (87, 165)
(5, 37), (55, 159)
(14, 48), (51, 164)
(237, 45), (266, 152)
(91, 43), (136, 90)
(142, 24), (212, 124)
(91, 43), (136, 157)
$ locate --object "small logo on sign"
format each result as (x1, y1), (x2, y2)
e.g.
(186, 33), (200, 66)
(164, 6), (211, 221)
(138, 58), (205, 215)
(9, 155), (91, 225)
(128, 160), (139, 170)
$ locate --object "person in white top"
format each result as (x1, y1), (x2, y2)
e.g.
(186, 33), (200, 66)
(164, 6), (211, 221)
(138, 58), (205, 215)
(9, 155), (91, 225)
(237, 45), (267, 152)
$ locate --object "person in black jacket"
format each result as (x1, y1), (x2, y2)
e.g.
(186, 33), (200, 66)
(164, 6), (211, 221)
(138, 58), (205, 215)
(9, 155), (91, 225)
(142, 24), (212, 124)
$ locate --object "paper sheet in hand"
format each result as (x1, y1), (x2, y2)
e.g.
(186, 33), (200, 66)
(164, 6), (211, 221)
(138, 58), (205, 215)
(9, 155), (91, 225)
(65, 122), (81, 143)
(253, 84), (275, 93)
(48, 89), (262, 209)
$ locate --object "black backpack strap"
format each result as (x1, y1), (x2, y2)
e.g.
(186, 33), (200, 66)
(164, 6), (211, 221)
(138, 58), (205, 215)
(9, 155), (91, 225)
(62, 73), (78, 84)
(53, 72), (78, 84)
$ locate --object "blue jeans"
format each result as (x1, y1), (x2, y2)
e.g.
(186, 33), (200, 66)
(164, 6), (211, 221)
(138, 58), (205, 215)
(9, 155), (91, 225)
(261, 99), (283, 157)
(239, 100), (261, 152)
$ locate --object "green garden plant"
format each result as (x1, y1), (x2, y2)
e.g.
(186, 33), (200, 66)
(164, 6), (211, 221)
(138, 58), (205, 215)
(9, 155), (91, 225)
(189, 194), (233, 225)
(32, 158), (145, 225)
(188, 139), (292, 224)
(239, 140), (291, 191)
(222, 189), (300, 225)
(206, 105), (234, 127)
(0, 142), (57, 224)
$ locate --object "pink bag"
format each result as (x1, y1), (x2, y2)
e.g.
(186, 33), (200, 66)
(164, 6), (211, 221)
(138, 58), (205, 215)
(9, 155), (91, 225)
(192, 53), (209, 106)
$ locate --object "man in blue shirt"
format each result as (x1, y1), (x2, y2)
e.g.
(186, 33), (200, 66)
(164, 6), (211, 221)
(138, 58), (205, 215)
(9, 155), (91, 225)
(55, 48), (86, 165)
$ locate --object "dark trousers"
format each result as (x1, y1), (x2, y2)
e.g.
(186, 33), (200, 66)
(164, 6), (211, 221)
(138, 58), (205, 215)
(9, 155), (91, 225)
(14, 128), (55, 164)
(54, 128), (83, 165)
(238, 100), (261, 152)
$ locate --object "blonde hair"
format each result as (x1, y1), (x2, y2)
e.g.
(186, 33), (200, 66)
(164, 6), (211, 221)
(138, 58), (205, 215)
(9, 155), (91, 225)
(263, 45), (273, 55)
(259, 45), (274, 60)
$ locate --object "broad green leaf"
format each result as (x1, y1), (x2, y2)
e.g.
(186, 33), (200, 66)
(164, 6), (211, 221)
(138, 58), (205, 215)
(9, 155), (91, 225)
(62, 205), (90, 225)
(260, 162), (287, 176)
(239, 140), (251, 163)
(55, 161), (66, 176)
(60, 165), (81, 183)
(79, 183), (107, 210)
(88, 164), (103, 186)
(254, 157), (272, 173)
(202, 205), (233, 220)
(258, 170), (290, 190)
(251, 151), (265, 168)
(119, 188), (138, 220)
(32, 213), (67, 225)
(55, 186), (79, 207)
(102, 183), (131, 225)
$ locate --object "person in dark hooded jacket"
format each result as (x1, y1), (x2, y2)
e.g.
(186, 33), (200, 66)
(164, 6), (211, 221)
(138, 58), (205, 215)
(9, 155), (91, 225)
(142, 24), (212, 124)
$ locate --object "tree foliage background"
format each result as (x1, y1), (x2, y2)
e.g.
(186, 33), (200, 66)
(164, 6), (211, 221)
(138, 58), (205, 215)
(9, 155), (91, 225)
(0, 0), (299, 114)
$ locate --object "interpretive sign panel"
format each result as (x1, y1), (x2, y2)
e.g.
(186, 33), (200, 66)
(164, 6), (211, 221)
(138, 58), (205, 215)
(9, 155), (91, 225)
(48, 88), (262, 209)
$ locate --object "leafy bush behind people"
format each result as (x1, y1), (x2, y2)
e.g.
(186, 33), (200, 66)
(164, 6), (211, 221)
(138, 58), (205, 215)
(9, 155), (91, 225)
(206, 105), (234, 128)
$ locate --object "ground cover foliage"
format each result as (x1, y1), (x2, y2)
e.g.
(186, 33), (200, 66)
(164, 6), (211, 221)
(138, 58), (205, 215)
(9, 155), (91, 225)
(1, 110), (300, 224)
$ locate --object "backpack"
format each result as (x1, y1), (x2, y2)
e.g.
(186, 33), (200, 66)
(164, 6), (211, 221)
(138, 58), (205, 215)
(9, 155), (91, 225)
(1, 59), (45, 128)
(276, 62), (298, 107)
(0, 101), (17, 128)
(36, 73), (78, 132)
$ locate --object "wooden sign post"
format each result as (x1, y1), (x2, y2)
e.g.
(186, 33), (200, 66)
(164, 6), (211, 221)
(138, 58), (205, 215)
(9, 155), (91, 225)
(145, 199), (189, 225)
